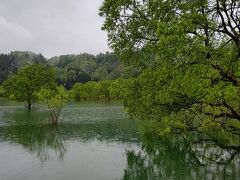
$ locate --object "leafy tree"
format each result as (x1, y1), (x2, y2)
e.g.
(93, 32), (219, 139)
(71, 80), (117, 100)
(99, 0), (164, 67)
(3, 64), (56, 110)
(100, 0), (240, 136)
(109, 78), (131, 100)
(71, 81), (98, 100)
(38, 86), (69, 125)
(81, 81), (100, 99)
(98, 80), (112, 100)
(91, 67), (108, 81)
(71, 83), (83, 101)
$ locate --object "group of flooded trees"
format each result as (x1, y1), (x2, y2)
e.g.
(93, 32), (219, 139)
(100, 0), (240, 136)
(2, 64), (68, 125)
(0, 63), (127, 125)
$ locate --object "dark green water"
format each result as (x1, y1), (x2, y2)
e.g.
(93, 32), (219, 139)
(0, 100), (239, 180)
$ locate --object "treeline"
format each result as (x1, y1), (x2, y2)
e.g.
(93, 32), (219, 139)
(0, 51), (138, 90)
(71, 78), (129, 101)
(0, 77), (129, 101)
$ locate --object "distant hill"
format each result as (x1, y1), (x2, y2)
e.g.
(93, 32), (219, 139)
(48, 52), (122, 89)
(0, 51), (138, 88)
(11, 51), (46, 65)
(0, 51), (46, 84)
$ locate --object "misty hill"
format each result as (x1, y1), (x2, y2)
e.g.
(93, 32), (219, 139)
(0, 51), (46, 84)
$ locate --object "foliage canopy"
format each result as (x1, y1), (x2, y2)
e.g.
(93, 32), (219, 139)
(100, 0), (240, 136)
(3, 64), (56, 110)
(38, 86), (69, 125)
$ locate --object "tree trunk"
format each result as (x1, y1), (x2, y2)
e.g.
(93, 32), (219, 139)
(27, 102), (31, 110)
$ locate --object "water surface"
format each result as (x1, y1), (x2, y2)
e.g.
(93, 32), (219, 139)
(0, 100), (239, 180)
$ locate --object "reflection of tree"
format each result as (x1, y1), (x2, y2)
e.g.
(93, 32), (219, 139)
(0, 109), (67, 162)
(0, 125), (66, 162)
(0, 108), (140, 162)
(123, 134), (240, 180)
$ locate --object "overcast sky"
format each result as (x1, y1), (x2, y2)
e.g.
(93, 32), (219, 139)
(0, 0), (110, 58)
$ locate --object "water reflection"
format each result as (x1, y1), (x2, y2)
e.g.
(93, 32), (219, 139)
(0, 125), (66, 162)
(0, 102), (239, 179)
(123, 134), (240, 180)
(0, 105), (139, 162)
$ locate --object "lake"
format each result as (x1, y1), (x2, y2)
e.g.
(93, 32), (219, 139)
(0, 100), (239, 180)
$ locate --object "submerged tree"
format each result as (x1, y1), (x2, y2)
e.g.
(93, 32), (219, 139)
(39, 86), (69, 125)
(3, 64), (56, 110)
(100, 0), (240, 135)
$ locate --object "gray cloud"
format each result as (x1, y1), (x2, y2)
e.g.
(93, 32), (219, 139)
(0, 0), (109, 58)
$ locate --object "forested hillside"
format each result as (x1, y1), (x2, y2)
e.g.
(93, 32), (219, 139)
(0, 51), (137, 89)
(0, 51), (46, 84)
(49, 52), (123, 89)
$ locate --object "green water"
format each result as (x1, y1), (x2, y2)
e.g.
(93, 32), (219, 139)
(0, 100), (239, 180)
